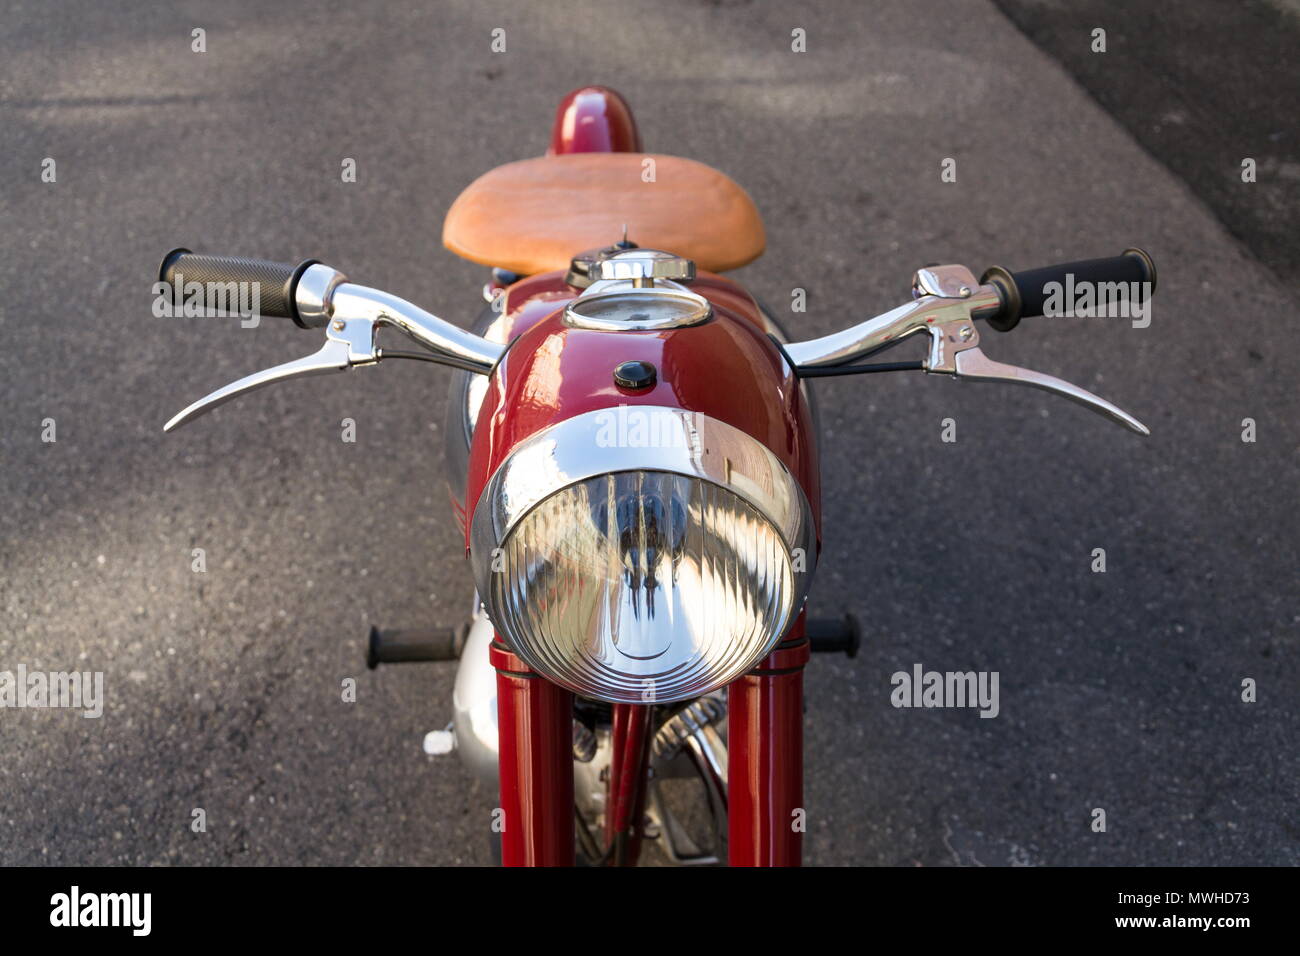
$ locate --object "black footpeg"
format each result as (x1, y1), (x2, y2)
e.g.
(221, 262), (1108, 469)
(806, 614), (860, 658)
(366, 625), (468, 669)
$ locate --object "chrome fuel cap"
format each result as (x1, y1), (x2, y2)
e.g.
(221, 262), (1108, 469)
(567, 247), (695, 289)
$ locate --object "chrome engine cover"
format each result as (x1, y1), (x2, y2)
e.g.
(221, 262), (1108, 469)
(450, 607), (499, 784)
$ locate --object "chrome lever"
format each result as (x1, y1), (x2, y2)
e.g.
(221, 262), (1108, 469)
(163, 266), (504, 433)
(923, 318), (1149, 435)
(163, 317), (377, 432)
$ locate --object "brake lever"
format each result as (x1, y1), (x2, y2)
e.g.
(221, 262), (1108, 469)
(923, 317), (1149, 435)
(163, 317), (378, 432)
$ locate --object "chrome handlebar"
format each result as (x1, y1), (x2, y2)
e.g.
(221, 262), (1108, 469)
(784, 265), (1002, 368)
(162, 259), (1146, 436)
(163, 264), (504, 432)
(302, 266), (503, 374)
(783, 264), (1148, 435)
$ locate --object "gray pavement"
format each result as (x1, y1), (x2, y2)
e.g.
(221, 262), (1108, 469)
(993, 0), (1300, 279)
(0, 0), (1295, 866)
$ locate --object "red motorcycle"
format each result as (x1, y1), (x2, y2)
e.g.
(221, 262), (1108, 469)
(161, 87), (1154, 866)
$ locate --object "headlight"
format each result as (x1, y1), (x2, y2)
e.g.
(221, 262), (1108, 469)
(471, 408), (815, 703)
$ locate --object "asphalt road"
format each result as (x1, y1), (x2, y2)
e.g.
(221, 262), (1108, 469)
(993, 0), (1300, 279)
(1, 0), (1295, 866)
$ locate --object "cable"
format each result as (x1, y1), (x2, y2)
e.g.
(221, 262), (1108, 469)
(797, 360), (924, 378)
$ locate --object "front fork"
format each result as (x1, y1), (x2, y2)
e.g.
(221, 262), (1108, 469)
(489, 640), (575, 866)
(727, 615), (809, 866)
(490, 612), (809, 867)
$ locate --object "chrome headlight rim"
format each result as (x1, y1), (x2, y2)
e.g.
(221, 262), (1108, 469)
(469, 407), (817, 703)
(471, 407), (814, 557)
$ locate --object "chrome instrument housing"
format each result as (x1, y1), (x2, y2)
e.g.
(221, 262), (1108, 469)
(563, 287), (711, 331)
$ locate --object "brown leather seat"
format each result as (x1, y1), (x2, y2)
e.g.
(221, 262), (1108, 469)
(442, 153), (765, 276)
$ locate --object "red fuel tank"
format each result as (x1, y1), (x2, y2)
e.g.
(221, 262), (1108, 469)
(461, 272), (821, 550)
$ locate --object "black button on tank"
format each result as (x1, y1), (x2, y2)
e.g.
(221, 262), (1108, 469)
(613, 361), (656, 390)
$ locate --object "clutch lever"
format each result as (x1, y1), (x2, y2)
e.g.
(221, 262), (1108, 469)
(163, 316), (377, 432)
(923, 317), (1149, 435)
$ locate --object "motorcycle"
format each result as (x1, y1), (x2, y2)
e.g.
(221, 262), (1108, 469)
(160, 86), (1155, 866)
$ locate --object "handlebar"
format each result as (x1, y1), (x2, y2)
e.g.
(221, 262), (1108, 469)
(980, 248), (1156, 331)
(159, 250), (505, 432)
(781, 251), (1155, 434)
(160, 246), (1152, 436)
(159, 249), (319, 326)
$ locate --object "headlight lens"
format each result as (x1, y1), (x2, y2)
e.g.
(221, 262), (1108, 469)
(486, 470), (798, 703)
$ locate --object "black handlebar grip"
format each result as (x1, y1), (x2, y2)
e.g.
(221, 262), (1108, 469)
(981, 248), (1156, 332)
(158, 248), (319, 327)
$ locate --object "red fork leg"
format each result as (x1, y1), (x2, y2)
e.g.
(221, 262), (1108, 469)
(490, 639), (574, 866)
(604, 702), (655, 866)
(727, 615), (810, 867)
